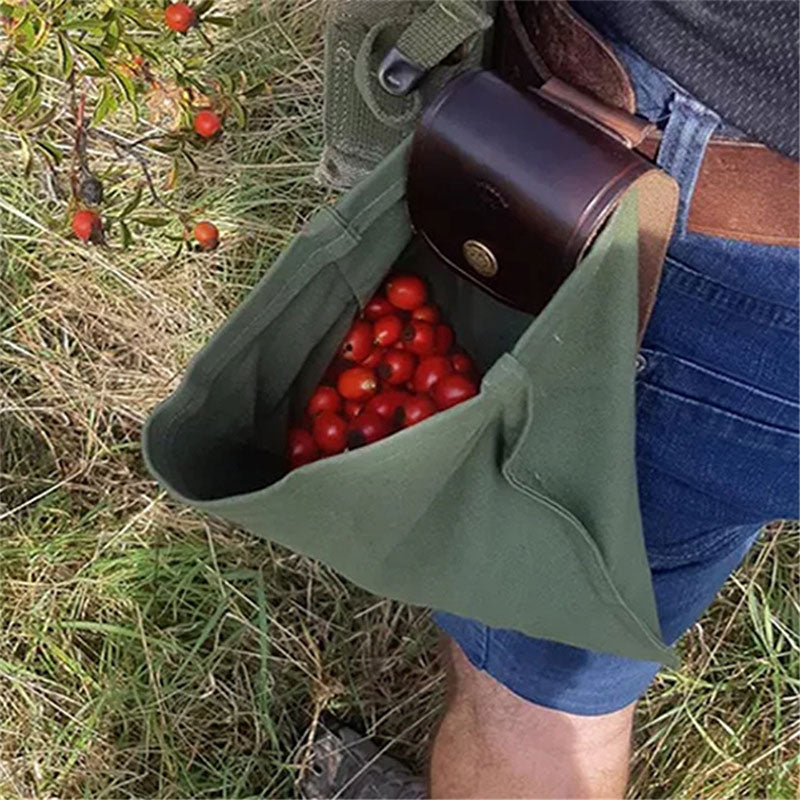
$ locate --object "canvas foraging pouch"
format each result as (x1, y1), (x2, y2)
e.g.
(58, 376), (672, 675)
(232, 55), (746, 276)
(143, 70), (680, 665)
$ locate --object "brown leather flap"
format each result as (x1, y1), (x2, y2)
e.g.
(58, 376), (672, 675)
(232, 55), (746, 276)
(408, 70), (679, 337)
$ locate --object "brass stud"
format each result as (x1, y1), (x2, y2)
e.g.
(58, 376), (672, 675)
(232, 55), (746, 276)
(463, 240), (498, 278)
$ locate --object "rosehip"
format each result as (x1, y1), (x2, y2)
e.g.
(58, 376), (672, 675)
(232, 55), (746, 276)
(366, 390), (408, 422)
(377, 349), (417, 385)
(194, 109), (222, 138)
(286, 427), (318, 469)
(413, 355), (453, 394)
(433, 374), (478, 410)
(399, 394), (437, 428)
(451, 351), (476, 376)
(165, 2), (196, 33)
(347, 410), (391, 449)
(373, 313), (403, 347)
(343, 400), (364, 420)
(72, 209), (102, 242)
(385, 274), (427, 311)
(194, 220), (219, 251)
(434, 324), (455, 355)
(412, 304), (440, 324)
(78, 174), (104, 205)
(340, 319), (373, 362)
(312, 412), (348, 454)
(363, 296), (395, 321)
(337, 366), (378, 401)
(307, 385), (342, 417)
(361, 346), (385, 369)
(402, 320), (436, 356)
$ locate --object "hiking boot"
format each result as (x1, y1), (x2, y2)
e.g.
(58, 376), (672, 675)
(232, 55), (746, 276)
(300, 725), (426, 799)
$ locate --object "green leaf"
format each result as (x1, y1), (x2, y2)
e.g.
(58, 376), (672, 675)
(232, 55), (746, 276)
(119, 221), (133, 249)
(92, 84), (118, 125)
(149, 142), (181, 154)
(132, 216), (171, 228)
(15, 18), (36, 54)
(62, 19), (106, 33)
(2, 76), (35, 118)
(194, 0), (215, 16)
(242, 80), (269, 98)
(73, 40), (107, 70)
(120, 185), (142, 219)
(18, 86), (43, 122)
(203, 15), (233, 27)
(229, 96), (247, 129)
(34, 139), (63, 165)
(56, 33), (74, 78)
(110, 67), (135, 103)
(102, 19), (121, 53)
(30, 19), (50, 52)
(19, 134), (34, 178)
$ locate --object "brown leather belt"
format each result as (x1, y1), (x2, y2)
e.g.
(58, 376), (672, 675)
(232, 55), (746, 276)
(494, 1), (800, 248)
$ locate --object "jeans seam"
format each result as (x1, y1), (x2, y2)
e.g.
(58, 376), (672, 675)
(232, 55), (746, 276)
(660, 260), (799, 330)
(646, 525), (760, 567)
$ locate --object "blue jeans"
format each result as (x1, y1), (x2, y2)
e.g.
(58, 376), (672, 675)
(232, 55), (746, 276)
(434, 37), (800, 714)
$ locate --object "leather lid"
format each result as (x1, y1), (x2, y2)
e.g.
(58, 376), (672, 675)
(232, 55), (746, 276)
(408, 70), (674, 319)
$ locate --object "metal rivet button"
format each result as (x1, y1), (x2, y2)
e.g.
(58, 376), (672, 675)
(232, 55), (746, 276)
(463, 240), (498, 278)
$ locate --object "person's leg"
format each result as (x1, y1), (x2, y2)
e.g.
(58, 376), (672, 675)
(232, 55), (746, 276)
(429, 638), (634, 799)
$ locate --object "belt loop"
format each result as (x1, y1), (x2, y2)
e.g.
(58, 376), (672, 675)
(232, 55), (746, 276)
(656, 93), (720, 237)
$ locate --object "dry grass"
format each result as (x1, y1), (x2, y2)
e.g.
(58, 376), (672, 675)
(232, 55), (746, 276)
(1, 1), (798, 797)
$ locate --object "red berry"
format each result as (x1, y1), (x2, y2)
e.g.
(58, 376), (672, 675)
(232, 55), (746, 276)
(434, 324), (455, 355)
(412, 304), (440, 324)
(400, 395), (437, 428)
(312, 412), (348, 454)
(413, 355), (453, 394)
(451, 351), (476, 376)
(307, 385), (342, 417)
(433, 374), (478, 410)
(361, 346), (385, 369)
(363, 296), (395, 321)
(337, 366), (378, 401)
(340, 319), (373, 363)
(402, 320), (436, 356)
(193, 220), (219, 251)
(386, 274), (427, 311)
(377, 349), (417, 385)
(366, 390), (408, 422)
(165, 2), (195, 33)
(72, 210), (102, 243)
(287, 427), (318, 469)
(343, 400), (364, 420)
(347, 410), (391, 449)
(194, 109), (221, 138)
(373, 313), (404, 347)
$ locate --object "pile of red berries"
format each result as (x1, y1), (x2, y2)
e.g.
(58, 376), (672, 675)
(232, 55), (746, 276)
(287, 274), (480, 470)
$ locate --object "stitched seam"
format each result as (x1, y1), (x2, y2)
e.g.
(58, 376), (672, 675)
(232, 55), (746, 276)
(645, 525), (761, 566)
(639, 346), (800, 409)
(660, 259), (799, 330)
(638, 381), (800, 438)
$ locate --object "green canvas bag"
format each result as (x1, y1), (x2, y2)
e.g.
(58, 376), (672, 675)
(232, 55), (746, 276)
(143, 137), (677, 666)
(316, 0), (494, 189)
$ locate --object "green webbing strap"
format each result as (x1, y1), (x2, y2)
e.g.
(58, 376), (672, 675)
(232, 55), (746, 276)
(354, 1), (492, 129)
(395, 1), (492, 69)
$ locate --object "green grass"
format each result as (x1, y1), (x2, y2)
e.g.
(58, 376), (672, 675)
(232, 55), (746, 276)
(1, 2), (798, 797)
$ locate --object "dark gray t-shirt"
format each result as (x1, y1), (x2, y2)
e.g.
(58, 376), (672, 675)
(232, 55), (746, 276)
(572, 1), (799, 159)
